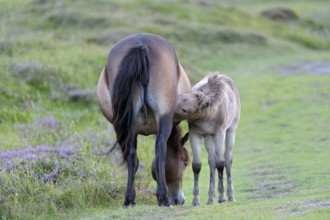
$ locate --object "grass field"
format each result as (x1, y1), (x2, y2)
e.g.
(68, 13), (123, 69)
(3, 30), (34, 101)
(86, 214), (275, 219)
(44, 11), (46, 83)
(0, 0), (329, 219)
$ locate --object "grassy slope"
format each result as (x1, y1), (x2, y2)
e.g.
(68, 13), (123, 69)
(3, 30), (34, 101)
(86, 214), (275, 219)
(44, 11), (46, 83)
(0, 0), (329, 219)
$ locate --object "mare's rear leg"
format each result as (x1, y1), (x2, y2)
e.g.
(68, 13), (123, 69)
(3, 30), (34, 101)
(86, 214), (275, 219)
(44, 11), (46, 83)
(189, 130), (202, 206)
(205, 136), (216, 205)
(124, 136), (139, 207)
(225, 128), (236, 202)
(155, 114), (172, 206)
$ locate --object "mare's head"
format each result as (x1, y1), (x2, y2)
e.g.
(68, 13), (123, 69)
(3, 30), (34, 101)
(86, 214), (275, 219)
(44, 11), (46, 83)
(151, 124), (189, 205)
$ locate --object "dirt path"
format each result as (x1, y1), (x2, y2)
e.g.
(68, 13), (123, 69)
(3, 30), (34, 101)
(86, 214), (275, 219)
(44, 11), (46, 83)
(275, 60), (330, 75)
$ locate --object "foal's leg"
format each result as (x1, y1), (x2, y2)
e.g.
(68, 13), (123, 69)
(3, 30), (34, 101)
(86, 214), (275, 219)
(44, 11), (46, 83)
(189, 130), (202, 206)
(155, 115), (172, 206)
(124, 136), (139, 207)
(225, 129), (236, 202)
(217, 162), (226, 203)
(213, 131), (226, 203)
(205, 136), (216, 205)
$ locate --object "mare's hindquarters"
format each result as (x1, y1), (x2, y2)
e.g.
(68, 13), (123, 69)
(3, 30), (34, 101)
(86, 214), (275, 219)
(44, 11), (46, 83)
(105, 34), (183, 206)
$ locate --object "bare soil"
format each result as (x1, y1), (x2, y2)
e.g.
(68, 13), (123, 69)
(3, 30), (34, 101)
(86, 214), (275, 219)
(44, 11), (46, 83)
(275, 60), (330, 75)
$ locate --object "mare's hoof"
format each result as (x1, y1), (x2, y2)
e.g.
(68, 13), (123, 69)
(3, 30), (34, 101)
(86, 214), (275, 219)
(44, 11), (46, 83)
(157, 196), (170, 207)
(156, 188), (170, 206)
(158, 201), (170, 207)
(124, 189), (136, 207)
(123, 199), (136, 208)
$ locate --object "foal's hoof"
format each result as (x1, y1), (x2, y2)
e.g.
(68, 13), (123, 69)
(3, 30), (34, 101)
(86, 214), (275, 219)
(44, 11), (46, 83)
(218, 199), (227, 203)
(218, 196), (227, 203)
(228, 194), (236, 202)
(192, 199), (200, 206)
(228, 197), (236, 203)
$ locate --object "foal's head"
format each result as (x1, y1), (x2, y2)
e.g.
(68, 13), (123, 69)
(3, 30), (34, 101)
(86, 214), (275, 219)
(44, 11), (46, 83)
(175, 91), (211, 119)
(151, 124), (189, 205)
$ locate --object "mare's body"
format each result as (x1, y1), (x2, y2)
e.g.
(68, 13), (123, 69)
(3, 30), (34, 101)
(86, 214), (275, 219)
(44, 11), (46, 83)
(97, 33), (191, 206)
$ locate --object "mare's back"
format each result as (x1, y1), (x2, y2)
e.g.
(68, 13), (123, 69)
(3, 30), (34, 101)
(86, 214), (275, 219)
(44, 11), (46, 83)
(105, 33), (181, 133)
(106, 33), (178, 91)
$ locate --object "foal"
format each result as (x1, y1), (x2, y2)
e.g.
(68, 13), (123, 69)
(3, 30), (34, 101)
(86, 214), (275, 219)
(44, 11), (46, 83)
(175, 72), (241, 206)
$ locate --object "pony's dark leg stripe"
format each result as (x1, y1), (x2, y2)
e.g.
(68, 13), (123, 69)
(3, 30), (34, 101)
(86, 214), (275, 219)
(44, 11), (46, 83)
(216, 161), (226, 203)
(155, 114), (172, 206)
(192, 162), (201, 206)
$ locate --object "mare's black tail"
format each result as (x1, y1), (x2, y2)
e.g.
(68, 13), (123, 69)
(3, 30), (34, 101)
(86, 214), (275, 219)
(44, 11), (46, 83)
(111, 45), (150, 161)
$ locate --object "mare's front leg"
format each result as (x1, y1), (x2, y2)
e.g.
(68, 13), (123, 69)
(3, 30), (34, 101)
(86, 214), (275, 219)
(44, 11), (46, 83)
(189, 130), (202, 206)
(124, 136), (139, 207)
(205, 136), (216, 205)
(155, 115), (172, 206)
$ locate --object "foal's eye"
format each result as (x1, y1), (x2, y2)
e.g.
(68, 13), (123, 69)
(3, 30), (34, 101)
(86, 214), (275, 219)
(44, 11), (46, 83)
(182, 108), (187, 113)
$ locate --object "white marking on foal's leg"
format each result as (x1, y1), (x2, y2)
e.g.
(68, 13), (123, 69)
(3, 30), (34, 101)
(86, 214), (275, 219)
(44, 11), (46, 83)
(205, 136), (216, 205)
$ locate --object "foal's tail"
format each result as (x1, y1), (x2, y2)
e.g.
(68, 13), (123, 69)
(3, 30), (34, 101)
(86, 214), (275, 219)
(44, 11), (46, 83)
(111, 45), (150, 161)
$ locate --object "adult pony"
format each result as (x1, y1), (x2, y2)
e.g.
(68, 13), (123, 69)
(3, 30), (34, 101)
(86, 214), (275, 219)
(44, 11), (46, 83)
(175, 72), (241, 206)
(96, 33), (191, 206)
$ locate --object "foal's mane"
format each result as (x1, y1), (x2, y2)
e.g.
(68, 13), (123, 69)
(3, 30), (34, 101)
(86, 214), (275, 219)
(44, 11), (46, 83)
(203, 72), (227, 107)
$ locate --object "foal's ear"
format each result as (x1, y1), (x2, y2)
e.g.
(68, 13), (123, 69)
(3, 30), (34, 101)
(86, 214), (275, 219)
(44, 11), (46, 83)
(181, 132), (189, 145)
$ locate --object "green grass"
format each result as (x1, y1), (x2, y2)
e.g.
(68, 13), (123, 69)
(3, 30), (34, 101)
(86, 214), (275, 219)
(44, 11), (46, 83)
(0, 0), (330, 219)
